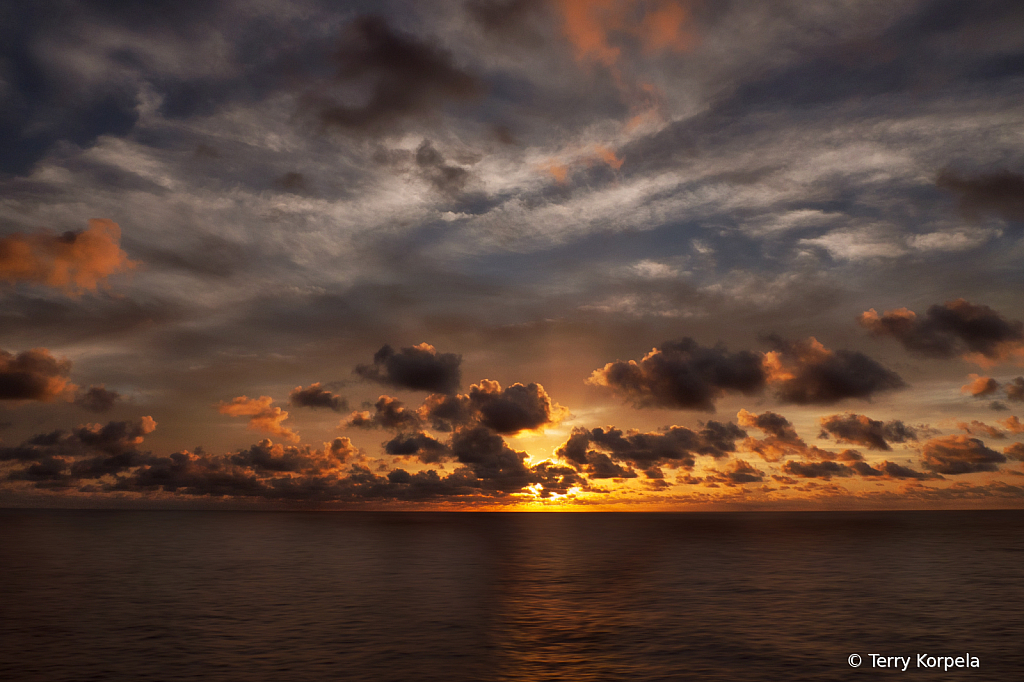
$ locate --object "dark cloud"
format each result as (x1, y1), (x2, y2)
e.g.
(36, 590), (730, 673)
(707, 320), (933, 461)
(859, 299), (1024, 361)
(556, 421), (745, 472)
(1006, 377), (1024, 402)
(937, 169), (1024, 224)
(1004, 443), (1024, 461)
(345, 395), (422, 430)
(415, 140), (472, 196)
(585, 452), (638, 479)
(300, 15), (482, 135)
(782, 460), (856, 480)
(74, 385), (120, 413)
(355, 343), (462, 394)
(0, 347), (73, 401)
(1, 417), (157, 482)
(289, 382), (347, 412)
(275, 172), (311, 195)
(229, 438), (355, 473)
(764, 336), (905, 405)
(410, 380), (565, 434)
(468, 380), (565, 434)
(847, 460), (935, 480)
(383, 431), (450, 463)
(449, 425), (533, 491)
(736, 409), (799, 441)
(818, 413), (921, 451)
(921, 435), (1007, 475)
(738, 409), (860, 463)
(705, 459), (766, 486)
(588, 338), (766, 411)
(466, 0), (547, 44)
(416, 392), (476, 432)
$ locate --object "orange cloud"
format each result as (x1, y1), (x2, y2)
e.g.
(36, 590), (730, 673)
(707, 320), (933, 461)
(593, 145), (624, 169)
(998, 416), (1024, 434)
(0, 219), (136, 295)
(956, 420), (1006, 439)
(557, 0), (623, 66)
(541, 160), (570, 183)
(540, 145), (624, 184)
(555, 0), (697, 66)
(218, 395), (300, 443)
(640, 1), (697, 53)
(961, 374), (999, 396)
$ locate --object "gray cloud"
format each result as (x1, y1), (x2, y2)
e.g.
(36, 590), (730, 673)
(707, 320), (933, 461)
(299, 15), (482, 135)
(859, 299), (1024, 360)
(921, 435), (1007, 475)
(588, 338), (766, 412)
(938, 169), (1024, 224)
(74, 385), (121, 413)
(289, 382), (348, 412)
(0, 347), (72, 401)
(355, 343), (462, 394)
(818, 413), (921, 451)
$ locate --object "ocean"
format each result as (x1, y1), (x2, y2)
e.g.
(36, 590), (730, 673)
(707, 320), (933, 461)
(1, 510), (1021, 681)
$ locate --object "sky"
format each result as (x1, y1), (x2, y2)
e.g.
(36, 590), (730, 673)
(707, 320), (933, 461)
(2, 0), (1024, 510)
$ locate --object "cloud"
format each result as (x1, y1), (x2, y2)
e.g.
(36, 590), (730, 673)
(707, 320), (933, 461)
(763, 336), (905, 405)
(961, 374), (1000, 397)
(383, 431), (450, 463)
(229, 438), (356, 473)
(781, 460), (856, 480)
(466, 0), (548, 44)
(818, 413), (921, 451)
(1005, 443), (1024, 461)
(920, 435), (1006, 475)
(738, 408), (861, 463)
(355, 343), (462, 394)
(587, 338), (766, 411)
(73, 385), (121, 413)
(449, 425), (534, 491)
(467, 380), (567, 434)
(737, 409), (799, 441)
(704, 458), (766, 486)
(1, 416), (157, 482)
(956, 420), (1006, 440)
(851, 461), (935, 480)
(859, 299), (1024, 364)
(556, 421), (745, 471)
(415, 140), (472, 196)
(289, 383), (347, 412)
(999, 416), (1024, 434)
(1006, 377), (1024, 402)
(416, 392), (476, 431)
(0, 220), (136, 295)
(344, 395), (422, 430)
(217, 396), (299, 443)
(554, 0), (696, 67)
(0, 347), (74, 401)
(937, 169), (1024, 224)
(300, 15), (482, 134)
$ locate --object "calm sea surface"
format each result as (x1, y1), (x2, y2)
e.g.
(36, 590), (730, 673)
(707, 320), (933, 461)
(1, 510), (1022, 681)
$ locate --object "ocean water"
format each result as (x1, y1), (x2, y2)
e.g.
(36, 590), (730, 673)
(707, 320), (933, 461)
(1, 510), (1022, 681)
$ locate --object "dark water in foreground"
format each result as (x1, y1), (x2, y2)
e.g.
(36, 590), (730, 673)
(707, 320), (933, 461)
(1, 510), (1022, 681)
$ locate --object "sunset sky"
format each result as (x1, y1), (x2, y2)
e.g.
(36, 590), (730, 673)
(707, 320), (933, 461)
(2, 0), (1024, 509)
